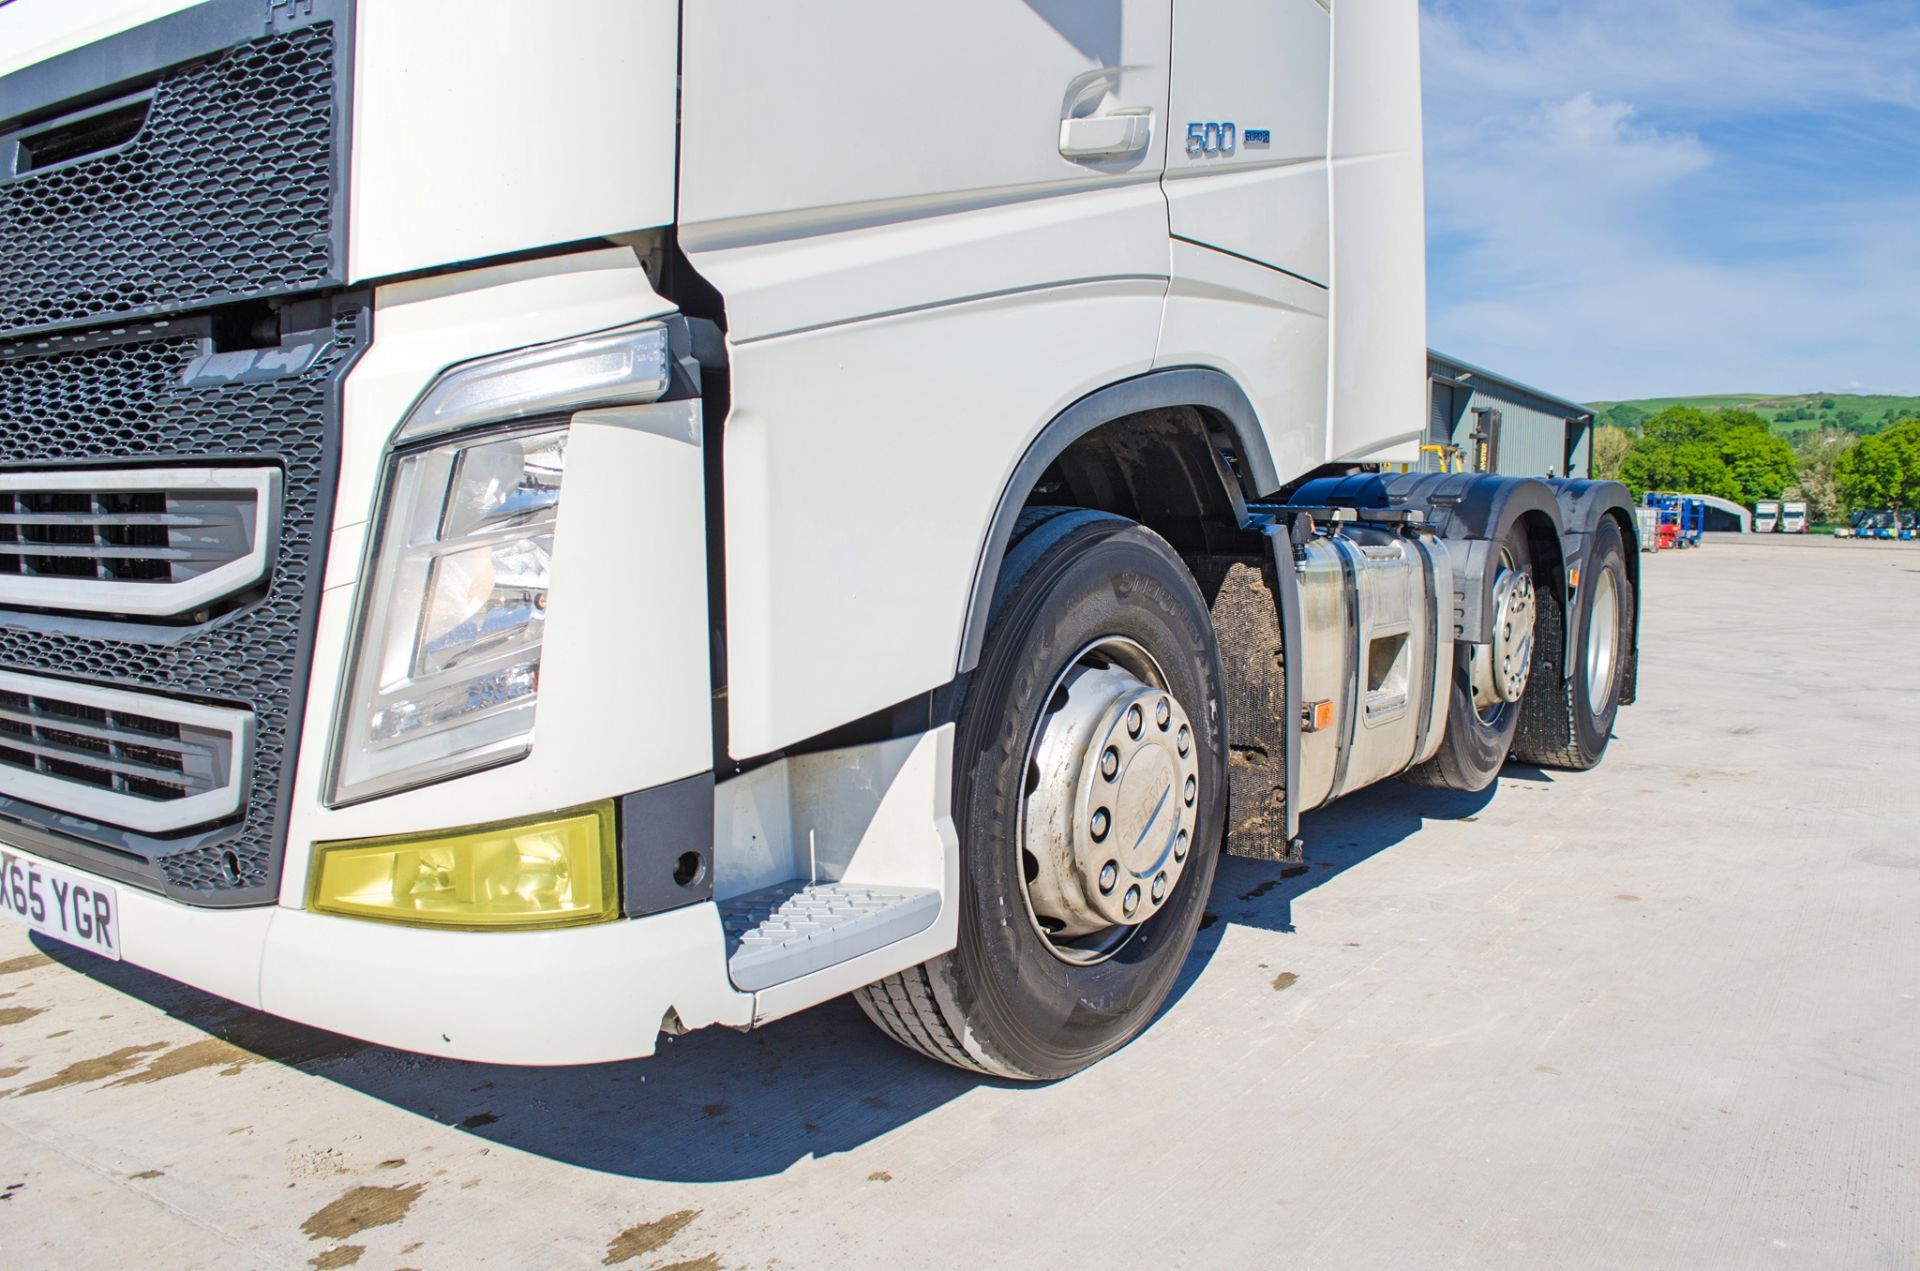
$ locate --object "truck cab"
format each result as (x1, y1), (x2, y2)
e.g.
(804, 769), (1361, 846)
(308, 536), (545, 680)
(0, 0), (1638, 1077)
(1754, 500), (1781, 534)
(1779, 501), (1807, 534)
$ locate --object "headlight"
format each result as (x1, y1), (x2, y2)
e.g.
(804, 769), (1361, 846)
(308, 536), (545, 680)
(331, 425), (567, 803)
(330, 322), (673, 805)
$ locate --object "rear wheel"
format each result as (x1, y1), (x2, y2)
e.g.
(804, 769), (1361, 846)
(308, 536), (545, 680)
(1401, 523), (1536, 793)
(855, 509), (1227, 1079)
(1513, 517), (1633, 769)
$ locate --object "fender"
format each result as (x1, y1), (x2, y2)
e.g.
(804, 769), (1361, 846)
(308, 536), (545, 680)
(1289, 471), (1567, 646)
(956, 367), (1279, 673)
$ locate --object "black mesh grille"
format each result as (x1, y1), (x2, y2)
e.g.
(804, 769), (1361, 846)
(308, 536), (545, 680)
(0, 309), (361, 903)
(0, 24), (338, 340)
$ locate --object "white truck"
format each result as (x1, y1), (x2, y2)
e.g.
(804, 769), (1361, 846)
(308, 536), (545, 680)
(0, 0), (1638, 1078)
(1755, 500), (1781, 534)
(1780, 500), (1808, 534)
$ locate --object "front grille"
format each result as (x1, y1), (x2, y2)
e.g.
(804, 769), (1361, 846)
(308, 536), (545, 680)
(0, 22), (340, 340)
(0, 307), (362, 904)
(0, 670), (251, 835)
(0, 467), (279, 617)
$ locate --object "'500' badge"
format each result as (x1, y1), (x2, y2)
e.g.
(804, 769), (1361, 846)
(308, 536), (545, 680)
(1186, 122), (1236, 156)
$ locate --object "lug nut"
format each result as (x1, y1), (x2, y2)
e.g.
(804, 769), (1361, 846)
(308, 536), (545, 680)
(1101, 746), (1119, 780)
(1174, 829), (1189, 861)
(1151, 872), (1167, 902)
(1123, 885), (1141, 917)
(1177, 724), (1191, 756)
(1126, 705), (1143, 738)
(1090, 808), (1111, 841)
(1099, 861), (1118, 894)
(1183, 775), (1196, 806)
(1156, 698), (1171, 730)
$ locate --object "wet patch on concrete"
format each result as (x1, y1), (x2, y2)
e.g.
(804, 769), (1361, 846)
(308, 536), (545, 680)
(11, 1043), (166, 1097)
(458, 1112), (498, 1129)
(308, 1245), (364, 1269)
(868, 1170), (892, 1182)
(1240, 879), (1280, 901)
(657, 1256), (722, 1271)
(0, 1005), (46, 1027)
(0, 1066), (25, 1079)
(603, 1209), (699, 1265)
(109, 1038), (257, 1087)
(300, 1183), (425, 1242)
(0, 953), (52, 976)
(1271, 972), (1299, 992)
(1614, 895), (1641, 902)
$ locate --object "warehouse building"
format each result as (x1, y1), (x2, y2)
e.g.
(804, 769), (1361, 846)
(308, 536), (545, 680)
(1427, 351), (1596, 480)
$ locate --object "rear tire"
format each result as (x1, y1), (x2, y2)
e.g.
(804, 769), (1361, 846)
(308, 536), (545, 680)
(1401, 523), (1534, 793)
(1513, 517), (1632, 769)
(856, 508), (1227, 1079)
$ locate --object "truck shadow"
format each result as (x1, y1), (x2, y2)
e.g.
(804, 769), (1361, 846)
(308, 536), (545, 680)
(36, 774), (1503, 1184)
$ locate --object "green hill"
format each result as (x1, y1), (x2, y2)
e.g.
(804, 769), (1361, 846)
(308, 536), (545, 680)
(1589, 393), (1920, 438)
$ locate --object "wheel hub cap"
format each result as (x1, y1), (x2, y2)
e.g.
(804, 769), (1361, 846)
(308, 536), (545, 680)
(1024, 651), (1200, 942)
(1473, 565), (1537, 709)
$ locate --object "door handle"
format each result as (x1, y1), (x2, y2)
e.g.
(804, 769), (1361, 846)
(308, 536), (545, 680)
(1059, 111), (1153, 160)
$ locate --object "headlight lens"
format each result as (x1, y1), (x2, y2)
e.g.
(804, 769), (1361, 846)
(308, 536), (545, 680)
(331, 425), (569, 803)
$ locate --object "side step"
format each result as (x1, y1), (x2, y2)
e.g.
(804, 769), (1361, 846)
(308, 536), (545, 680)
(719, 881), (940, 992)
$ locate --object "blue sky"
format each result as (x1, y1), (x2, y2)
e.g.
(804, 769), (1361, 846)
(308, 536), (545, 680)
(1421, 0), (1920, 402)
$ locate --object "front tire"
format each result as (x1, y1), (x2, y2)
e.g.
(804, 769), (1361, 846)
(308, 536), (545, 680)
(856, 509), (1227, 1079)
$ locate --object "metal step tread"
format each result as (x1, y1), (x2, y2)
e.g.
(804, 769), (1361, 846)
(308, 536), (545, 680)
(719, 880), (939, 992)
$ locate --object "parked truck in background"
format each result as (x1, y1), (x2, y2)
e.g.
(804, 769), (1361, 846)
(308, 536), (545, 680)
(1779, 501), (1808, 534)
(1754, 500), (1780, 534)
(0, 0), (1638, 1078)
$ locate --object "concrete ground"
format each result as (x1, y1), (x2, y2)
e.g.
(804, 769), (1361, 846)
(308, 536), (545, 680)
(1, 535), (1916, 1270)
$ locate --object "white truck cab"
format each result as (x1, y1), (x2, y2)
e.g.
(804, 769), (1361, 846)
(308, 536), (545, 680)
(1780, 500), (1808, 533)
(1755, 500), (1781, 533)
(0, 0), (1639, 1076)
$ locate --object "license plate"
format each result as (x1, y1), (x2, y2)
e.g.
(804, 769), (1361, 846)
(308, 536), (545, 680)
(0, 850), (121, 962)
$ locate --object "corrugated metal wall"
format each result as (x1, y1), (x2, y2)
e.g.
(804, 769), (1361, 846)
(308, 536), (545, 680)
(1426, 354), (1591, 480)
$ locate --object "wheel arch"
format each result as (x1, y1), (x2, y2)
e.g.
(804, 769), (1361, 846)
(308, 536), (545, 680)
(956, 368), (1278, 674)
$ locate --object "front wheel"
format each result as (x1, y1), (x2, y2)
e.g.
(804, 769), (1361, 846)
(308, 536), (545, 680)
(856, 509), (1227, 1080)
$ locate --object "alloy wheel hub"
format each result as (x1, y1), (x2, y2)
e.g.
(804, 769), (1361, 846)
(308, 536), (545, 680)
(1024, 655), (1200, 942)
(1473, 566), (1537, 709)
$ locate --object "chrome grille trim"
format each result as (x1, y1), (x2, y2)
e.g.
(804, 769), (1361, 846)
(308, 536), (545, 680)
(0, 467), (279, 617)
(0, 670), (251, 835)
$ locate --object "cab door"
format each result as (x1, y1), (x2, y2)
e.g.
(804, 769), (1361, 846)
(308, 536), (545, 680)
(678, 4), (1178, 757)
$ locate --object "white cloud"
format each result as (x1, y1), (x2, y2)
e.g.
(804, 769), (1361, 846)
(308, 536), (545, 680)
(1422, 0), (1920, 401)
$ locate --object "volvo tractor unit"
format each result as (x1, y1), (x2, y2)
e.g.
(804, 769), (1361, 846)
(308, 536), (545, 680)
(0, 1), (1638, 1078)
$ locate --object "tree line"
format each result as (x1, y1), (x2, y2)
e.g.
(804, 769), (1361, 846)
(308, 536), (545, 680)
(1592, 407), (1920, 523)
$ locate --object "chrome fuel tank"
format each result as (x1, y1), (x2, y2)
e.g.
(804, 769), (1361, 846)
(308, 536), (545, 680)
(1294, 526), (1454, 810)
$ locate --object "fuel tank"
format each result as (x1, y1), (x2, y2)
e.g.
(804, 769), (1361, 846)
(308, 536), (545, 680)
(1293, 524), (1453, 810)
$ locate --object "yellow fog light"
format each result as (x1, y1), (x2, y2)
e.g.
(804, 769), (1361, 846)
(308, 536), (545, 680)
(309, 802), (618, 930)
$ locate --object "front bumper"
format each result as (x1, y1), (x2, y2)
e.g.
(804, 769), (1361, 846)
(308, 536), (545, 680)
(2, 839), (754, 1065)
